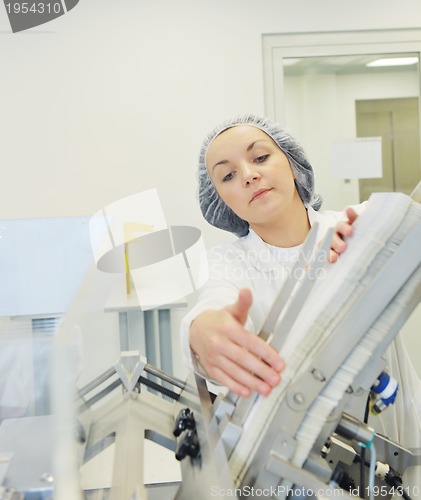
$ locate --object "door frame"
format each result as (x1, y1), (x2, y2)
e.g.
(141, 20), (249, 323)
(262, 29), (421, 127)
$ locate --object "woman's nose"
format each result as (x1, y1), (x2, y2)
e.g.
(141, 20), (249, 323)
(242, 165), (261, 185)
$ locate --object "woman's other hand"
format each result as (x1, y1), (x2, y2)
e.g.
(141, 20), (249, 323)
(329, 207), (359, 263)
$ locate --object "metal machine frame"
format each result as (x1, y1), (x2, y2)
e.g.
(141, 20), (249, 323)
(1, 193), (420, 500)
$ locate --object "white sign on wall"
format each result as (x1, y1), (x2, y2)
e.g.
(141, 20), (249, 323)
(331, 137), (382, 179)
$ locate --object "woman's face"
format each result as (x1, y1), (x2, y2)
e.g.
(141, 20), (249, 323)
(206, 125), (302, 229)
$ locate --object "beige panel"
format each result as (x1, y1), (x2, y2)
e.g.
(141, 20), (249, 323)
(393, 106), (421, 192)
(356, 106), (394, 202)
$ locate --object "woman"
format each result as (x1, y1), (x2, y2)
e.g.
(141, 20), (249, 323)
(180, 114), (421, 490)
(181, 114), (358, 397)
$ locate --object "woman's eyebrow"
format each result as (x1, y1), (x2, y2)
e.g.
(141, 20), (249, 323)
(212, 159), (228, 172)
(247, 139), (268, 152)
(212, 139), (270, 171)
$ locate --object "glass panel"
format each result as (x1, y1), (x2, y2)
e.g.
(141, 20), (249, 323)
(0, 213), (185, 499)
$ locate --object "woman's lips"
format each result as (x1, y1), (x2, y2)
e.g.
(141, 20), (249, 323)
(250, 188), (272, 203)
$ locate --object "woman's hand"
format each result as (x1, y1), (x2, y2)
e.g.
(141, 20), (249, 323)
(329, 207), (359, 263)
(189, 288), (284, 398)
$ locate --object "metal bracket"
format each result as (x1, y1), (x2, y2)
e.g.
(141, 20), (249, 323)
(114, 350), (147, 394)
(263, 449), (352, 499)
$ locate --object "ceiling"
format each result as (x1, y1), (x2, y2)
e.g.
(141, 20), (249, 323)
(283, 53), (419, 77)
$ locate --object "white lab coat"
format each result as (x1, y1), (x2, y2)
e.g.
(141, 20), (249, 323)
(180, 205), (421, 490)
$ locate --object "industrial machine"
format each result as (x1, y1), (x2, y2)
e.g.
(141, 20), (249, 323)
(0, 191), (420, 499)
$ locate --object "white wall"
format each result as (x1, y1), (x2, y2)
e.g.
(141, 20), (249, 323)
(1, 0), (420, 381)
(2, 0), (421, 243)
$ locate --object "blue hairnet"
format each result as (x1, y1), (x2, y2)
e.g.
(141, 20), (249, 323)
(197, 114), (322, 237)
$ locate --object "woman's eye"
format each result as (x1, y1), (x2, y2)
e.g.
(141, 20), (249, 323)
(255, 154), (269, 163)
(223, 172), (234, 182)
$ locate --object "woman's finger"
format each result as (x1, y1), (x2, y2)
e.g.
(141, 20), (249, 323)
(224, 324), (284, 373)
(210, 356), (276, 397)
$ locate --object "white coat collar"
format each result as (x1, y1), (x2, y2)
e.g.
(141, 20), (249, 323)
(236, 206), (336, 273)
